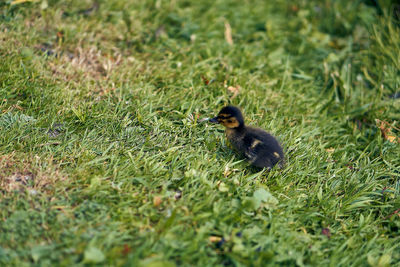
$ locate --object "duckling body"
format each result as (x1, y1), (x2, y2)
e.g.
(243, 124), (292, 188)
(210, 106), (284, 169)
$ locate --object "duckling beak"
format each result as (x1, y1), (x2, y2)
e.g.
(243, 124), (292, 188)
(209, 117), (219, 123)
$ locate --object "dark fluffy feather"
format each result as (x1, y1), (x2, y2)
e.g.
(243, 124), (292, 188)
(228, 126), (284, 169)
(211, 106), (284, 169)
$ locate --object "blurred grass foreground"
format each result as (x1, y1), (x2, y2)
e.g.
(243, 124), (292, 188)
(0, 0), (400, 266)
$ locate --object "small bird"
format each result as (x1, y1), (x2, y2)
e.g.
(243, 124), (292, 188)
(210, 106), (284, 169)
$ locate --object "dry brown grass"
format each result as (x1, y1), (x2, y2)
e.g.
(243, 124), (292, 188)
(0, 153), (67, 195)
(48, 46), (122, 81)
(45, 45), (126, 102)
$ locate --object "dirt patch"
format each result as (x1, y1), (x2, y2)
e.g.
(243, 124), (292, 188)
(0, 153), (67, 195)
(48, 46), (122, 82)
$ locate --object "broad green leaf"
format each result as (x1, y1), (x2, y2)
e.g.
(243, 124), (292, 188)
(83, 247), (105, 264)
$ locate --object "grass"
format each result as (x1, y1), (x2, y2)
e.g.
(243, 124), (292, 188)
(0, 0), (399, 266)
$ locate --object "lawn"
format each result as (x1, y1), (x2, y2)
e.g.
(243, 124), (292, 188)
(0, 0), (399, 266)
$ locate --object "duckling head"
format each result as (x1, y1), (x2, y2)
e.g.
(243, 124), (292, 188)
(209, 106), (244, 129)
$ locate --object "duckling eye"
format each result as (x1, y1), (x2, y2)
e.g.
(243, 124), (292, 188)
(227, 120), (233, 123)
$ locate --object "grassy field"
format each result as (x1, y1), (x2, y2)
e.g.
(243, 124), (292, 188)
(1, 0), (400, 266)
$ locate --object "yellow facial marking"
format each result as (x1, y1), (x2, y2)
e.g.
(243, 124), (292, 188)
(220, 117), (239, 128)
(219, 113), (230, 118)
(251, 139), (262, 148)
(273, 152), (280, 158)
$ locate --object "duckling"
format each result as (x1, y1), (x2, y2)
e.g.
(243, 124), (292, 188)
(210, 106), (284, 169)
